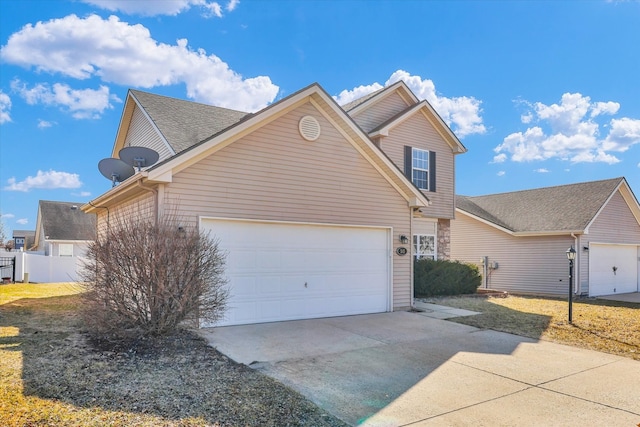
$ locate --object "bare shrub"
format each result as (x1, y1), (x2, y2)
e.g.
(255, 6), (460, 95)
(80, 211), (229, 337)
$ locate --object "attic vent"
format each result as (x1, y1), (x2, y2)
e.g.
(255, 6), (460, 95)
(299, 115), (321, 141)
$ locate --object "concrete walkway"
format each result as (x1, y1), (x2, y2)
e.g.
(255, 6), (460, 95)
(200, 311), (640, 426)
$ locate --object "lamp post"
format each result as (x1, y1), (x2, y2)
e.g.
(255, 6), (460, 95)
(566, 246), (576, 324)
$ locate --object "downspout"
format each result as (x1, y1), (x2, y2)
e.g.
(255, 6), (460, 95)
(571, 233), (579, 295)
(137, 179), (159, 223)
(410, 207), (414, 311)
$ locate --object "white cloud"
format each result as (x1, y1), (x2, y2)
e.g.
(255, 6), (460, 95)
(11, 80), (116, 119)
(492, 153), (507, 163)
(521, 112), (533, 124)
(72, 191), (92, 197)
(0, 14), (277, 112)
(37, 119), (56, 128)
(80, 0), (237, 17)
(335, 70), (486, 138)
(203, 2), (223, 18)
(334, 83), (384, 105)
(4, 170), (83, 192)
(591, 101), (620, 117)
(534, 168), (549, 173)
(495, 92), (640, 165)
(497, 171), (506, 176)
(16, 218), (28, 225)
(0, 90), (11, 124)
(227, 0), (240, 11)
(1, 213), (15, 219)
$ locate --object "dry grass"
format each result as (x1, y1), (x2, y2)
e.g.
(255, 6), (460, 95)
(0, 283), (346, 427)
(429, 294), (640, 361)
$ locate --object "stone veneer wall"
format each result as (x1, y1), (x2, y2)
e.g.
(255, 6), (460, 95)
(437, 218), (450, 260)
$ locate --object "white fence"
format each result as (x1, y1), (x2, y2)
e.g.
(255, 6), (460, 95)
(0, 250), (86, 283)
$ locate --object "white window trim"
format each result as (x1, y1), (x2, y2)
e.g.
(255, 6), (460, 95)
(413, 234), (436, 260)
(412, 148), (429, 190)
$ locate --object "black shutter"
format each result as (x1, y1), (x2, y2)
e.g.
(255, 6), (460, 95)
(404, 146), (412, 180)
(429, 151), (436, 192)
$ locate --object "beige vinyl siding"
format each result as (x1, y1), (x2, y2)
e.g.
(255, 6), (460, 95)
(451, 213), (574, 295)
(164, 101), (413, 309)
(379, 113), (455, 219)
(96, 192), (156, 237)
(578, 190), (640, 294)
(350, 92), (411, 133)
(124, 105), (174, 162)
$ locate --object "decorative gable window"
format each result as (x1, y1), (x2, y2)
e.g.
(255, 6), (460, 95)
(404, 146), (436, 192)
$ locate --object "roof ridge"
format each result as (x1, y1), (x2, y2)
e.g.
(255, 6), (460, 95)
(466, 177), (624, 199)
(129, 89), (249, 114)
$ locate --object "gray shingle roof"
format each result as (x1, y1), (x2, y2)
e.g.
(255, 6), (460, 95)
(39, 201), (96, 241)
(130, 90), (251, 154)
(456, 178), (625, 233)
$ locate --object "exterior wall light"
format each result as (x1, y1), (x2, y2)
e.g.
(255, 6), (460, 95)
(399, 235), (409, 244)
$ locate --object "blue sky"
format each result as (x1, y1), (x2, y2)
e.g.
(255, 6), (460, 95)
(1, 0), (639, 239)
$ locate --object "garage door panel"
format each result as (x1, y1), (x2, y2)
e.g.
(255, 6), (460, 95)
(202, 219), (391, 326)
(589, 244), (639, 296)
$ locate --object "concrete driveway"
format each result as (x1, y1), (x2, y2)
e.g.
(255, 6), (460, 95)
(199, 311), (640, 426)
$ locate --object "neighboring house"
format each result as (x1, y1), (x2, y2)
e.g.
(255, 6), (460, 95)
(82, 81), (467, 326)
(12, 230), (35, 251)
(34, 200), (96, 257)
(451, 178), (640, 297)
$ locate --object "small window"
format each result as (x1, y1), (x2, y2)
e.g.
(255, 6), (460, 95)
(413, 234), (436, 260)
(59, 244), (74, 257)
(405, 146), (436, 192)
(412, 148), (429, 190)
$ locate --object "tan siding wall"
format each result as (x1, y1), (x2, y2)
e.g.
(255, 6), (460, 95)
(578, 191), (640, 294)
(125, 105), (174, 161)
(451, 213), (574, 295)
(351, 92), (410, 133)
(164, 101), (413, 309)
(380, 113), (455, 219)
(96, 192), (156, 238)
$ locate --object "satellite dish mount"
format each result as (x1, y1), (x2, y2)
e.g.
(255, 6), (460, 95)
(119, 147), (160, 172)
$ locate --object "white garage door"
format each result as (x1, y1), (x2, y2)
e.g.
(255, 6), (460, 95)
(589, 244), (639, 296)
(201, 219), (391, 326)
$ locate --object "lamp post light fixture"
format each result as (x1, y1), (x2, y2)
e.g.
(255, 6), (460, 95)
(566, 246), (577, 324)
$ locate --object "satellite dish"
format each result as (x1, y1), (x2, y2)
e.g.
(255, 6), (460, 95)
(98, 158), (135, 187)
(119, 146), (159, 171)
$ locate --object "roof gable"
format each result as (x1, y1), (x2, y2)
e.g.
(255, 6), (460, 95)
(342, 80), (418, 115)
(35, 200), (96, 245)
(113, 90), (250, 158)
(456, 178), (637, 235)
(85, 83), (431, 212)
(369, 100), (467, 154)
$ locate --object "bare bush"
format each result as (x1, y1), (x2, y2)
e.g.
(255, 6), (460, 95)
(80, 211), (229, 337)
